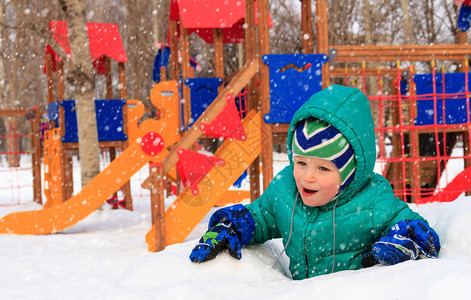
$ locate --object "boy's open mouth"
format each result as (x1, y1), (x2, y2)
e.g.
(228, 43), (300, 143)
(302, 188), (317, 197)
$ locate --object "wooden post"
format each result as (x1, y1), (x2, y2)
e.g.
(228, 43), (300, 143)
(315, 0), (330, 87)
(258, 0), (273, 190)
(245, 0), (261, 202)
(390, 79), (403, 201)
(30, 107), (42, 204)
(105, 56), (120, 202)
(214, 28), (224, 92)
(45, 53), (55, 105)
(408, 67), (420, 203)
(180, 23), (192, 131)
(105, 56), (113, 99)
(169, 20), (179, 81)
(118, 62), (127, 99)
(57, 62), (65, 101)
(160, 66), (167, 82)
(143, 163), (166, 252)
(118, 61), (133, 211)
(301, 0), (313, 54)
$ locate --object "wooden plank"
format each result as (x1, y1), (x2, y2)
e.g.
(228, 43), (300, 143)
(30, 107), (42, 204)
(315, 0), (329, 87)
(180, 25), (192, 130)
(301, 0), (313, 54)
(105, 56), (113, 99)
(330, 68), (408, 77)
(214, 28), (224, 91)
(168, 20), (179, 81)
(118, 62), (127, 99)
(57, 62), (65, 101)
(245, 0), (260, 202)
(143, 163), (166, 252)
(333, 55), (470, 62)
(331, 44), (471, 62)
(258, 0), (273, 189)
(0, 109), (32, 116)
(45, 53), (55, 104)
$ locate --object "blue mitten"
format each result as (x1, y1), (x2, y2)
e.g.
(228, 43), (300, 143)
(362, 219), (440, 267)
(189, 204), (255, 263)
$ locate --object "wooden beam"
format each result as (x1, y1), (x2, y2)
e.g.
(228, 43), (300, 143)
(330, 68), (407, 77)
(315, 0), (329, 87)
(180, 24), (192, 130)
(331, 44), (471, 62)
(45, 53), (55, 104)
(245, 0), (260, 202)
(143, 163), (166, 252)
(0, 109), (33, 116)
(301, 0), (313, 54)
(118, 62), (127, 99)
(30, 107), (42, 204)
(258, 0), (273, 190)
(169, 20), (179, 81)
(57, 62), (65, 101)
(214, 28), (224, 89)
(105, 56), (113, 99)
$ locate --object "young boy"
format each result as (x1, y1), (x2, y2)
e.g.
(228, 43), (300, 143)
(189, 85), (440, 280)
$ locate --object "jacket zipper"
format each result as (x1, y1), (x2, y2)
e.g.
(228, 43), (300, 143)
(304, 224), (309, 278)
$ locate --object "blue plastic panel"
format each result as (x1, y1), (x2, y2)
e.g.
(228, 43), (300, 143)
(152, 47), (170, 83)
(262, 54), (328, 123)
(184, 77), (223, 128)
(414, 73), (471, 125)
(60, 99), (128, 143)
(47, 101), (59, 126)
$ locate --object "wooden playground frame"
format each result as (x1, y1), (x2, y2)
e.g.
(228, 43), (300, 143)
(44, 26), (133, 210)
(142, 0), (471, 248)
(4, 0), (471, 252)
(165, 0), (471, 203)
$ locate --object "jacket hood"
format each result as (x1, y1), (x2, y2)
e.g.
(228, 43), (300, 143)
(287, 85), (376, 206)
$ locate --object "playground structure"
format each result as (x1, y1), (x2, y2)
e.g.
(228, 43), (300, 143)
(43, 20), (134, 209)
(1, 0), (471, 251)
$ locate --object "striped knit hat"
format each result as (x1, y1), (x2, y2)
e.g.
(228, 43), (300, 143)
(292, 118), (356, 197)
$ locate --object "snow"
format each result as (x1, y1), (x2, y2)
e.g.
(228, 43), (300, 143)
(1, 153), (471, 299)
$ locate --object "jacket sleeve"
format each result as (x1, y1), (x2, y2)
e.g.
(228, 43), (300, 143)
(370, 174), (427, 238)
(245, 167), (294, 244)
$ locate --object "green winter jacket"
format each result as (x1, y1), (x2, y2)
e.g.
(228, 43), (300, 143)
(246, 85), (424, 280)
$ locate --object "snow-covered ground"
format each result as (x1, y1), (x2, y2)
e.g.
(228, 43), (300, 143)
(1, 152), (470, 299)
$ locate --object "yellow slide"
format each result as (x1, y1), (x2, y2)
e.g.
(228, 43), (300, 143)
(0, 81), (181, 235)
(146, 110), (262, 250)
(0, 142), (160, 234)
(0, 61), (260, 244)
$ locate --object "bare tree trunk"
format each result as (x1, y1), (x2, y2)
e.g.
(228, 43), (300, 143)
(399, 0), (413, 45)
(361, 0), (377, 95)
(152, 0), (160, 43)
(59, 0), (100, 187)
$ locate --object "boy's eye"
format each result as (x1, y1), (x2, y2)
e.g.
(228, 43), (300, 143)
(319, 166), (330, 171)
(296, 160), (307, 166)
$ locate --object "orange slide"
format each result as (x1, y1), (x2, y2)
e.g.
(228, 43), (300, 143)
(146, 109), (262, 249)
(0, 81), (181, 235)
(0, 60), (260, 243)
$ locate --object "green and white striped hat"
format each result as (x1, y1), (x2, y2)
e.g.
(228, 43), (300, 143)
(292, 118), (356, 196)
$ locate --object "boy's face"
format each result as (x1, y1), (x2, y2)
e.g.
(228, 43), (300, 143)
(293, 156), (341, 207)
